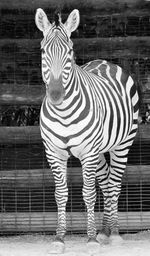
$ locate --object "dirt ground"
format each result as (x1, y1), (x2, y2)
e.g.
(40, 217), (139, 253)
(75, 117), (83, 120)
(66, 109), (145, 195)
(0, 231), (150, 256)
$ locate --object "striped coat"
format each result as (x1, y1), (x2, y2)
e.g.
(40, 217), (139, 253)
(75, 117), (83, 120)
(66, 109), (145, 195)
(35, 8), (139, 252)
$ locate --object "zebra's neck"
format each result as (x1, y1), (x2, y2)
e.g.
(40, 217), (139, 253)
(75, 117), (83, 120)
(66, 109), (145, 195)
(47, 64), (91, 112)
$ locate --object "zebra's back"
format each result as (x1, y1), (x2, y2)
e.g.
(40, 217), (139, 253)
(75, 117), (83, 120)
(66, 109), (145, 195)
(82, 59), (138, 106)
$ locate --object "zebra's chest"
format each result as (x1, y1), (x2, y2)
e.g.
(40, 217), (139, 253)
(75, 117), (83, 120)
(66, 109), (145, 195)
(40, 111), (98, 158)
(42, 120), (86, 144)
(40, 97), (96, 151)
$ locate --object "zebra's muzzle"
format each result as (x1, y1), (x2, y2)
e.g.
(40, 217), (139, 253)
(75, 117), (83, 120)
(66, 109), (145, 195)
(48, 89), (64, 105)
(47, 74), (65, 105)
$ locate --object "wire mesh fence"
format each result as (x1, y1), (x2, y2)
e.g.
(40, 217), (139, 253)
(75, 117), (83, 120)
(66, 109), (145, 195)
(0, 4), (150, 235)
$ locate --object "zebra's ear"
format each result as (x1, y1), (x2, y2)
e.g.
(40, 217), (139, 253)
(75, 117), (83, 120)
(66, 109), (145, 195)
(64, 9), (80, 36)
(35, 8), (51, 34)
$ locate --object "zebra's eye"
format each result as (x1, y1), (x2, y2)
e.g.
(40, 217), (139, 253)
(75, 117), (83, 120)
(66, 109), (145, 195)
(68, 48), (72, 55)
(41, 48), (45, 54)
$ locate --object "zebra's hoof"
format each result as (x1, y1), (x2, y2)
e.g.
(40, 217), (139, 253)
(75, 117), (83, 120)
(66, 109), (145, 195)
(97, 232), (109, 245)
(109, 234), (123, 245)
(49, 238), (65, 254)
(87, 238), (100, 254)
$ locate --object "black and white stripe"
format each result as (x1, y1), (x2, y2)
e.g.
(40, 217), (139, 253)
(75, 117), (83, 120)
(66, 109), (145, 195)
(35, 9), (139, 245)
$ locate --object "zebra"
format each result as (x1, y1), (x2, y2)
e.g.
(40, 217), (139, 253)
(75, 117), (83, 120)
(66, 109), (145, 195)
(35, 8), (139, 252)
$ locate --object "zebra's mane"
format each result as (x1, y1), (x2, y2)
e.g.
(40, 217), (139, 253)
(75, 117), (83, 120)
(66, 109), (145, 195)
(54, 9), (61, 27)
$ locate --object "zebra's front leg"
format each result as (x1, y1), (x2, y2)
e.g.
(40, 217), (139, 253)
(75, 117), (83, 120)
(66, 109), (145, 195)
(55, 183), (68, 239)
(81, 159), (100, 253)
(50, 161), (68, 253)
(96, 154), (111, 240)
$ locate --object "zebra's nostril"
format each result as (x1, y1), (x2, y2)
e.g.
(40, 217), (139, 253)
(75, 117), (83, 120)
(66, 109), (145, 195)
(47, 73), (65, 105)
(47, 88), (65, 105)
(50, 90), (61, 101)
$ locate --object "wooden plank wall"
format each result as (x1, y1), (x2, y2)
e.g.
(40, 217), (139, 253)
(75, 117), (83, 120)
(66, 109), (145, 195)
(1, 212), (150, 233)
(0, 0), (150, 233)
(0, 0), (150, 105)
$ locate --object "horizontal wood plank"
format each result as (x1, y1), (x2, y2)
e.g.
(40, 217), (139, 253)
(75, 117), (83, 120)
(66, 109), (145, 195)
(0, 126), (42, 144)
(0, 38), (150, 104)
(0, 0), (149, 15)
(0, 0), (144, 8)
(0, 90), (149, 105)
(0, 125), (149, 144)
(0, 91), (149, 105)
(1, 37), (150, 59)
(0, 86), (45, 105)
(0, 211), (149, 232)
(0, 165), (150, 188)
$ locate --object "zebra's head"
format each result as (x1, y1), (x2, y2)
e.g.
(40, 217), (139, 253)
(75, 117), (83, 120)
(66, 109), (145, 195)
(35, 8), (80, 105)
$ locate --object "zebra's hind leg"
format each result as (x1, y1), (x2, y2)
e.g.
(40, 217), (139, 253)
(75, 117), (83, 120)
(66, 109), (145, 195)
(87, 237), (100, 255)
(107, 147), (131, 244)
(50, 237), (65, 254)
